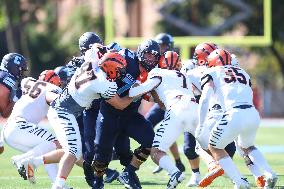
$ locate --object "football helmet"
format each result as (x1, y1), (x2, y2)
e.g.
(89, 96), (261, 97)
(154, 33), (174, 53)
(38, 70), (61, 87)
(159, 51), (181, 70)
(193, 43), (218, 66)
(207, 49), (232, 67)
(98, 52), (127, 81)
(79, 32), (103, 55)
(137, 39), (161, 72)
(0, 53), (28, 80)
(54, 66), (72, 88)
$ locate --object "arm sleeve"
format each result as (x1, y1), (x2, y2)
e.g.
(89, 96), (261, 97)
(129, 77), (161, 98)
(198, 81), (214, 127)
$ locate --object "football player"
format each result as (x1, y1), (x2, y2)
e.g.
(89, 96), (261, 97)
(22, 52), (122, 189)
(93, 39), (160, 189)
(66, 32), (121, 186)
(129, 51), (199, 189)
(197, 49), (277, 189)
(148, 33), (186, 175)
(4, 70), (61, 184)
(0, 53), (28, 154)
(192, 46), (266, 188)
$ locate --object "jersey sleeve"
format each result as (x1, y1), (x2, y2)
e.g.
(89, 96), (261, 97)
(200, 69), (214, 91)
(0, 74), (17, 91)
(147, 68), (162, 80)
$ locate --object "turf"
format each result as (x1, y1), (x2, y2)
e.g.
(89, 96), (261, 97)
(0, 126), (283, 189)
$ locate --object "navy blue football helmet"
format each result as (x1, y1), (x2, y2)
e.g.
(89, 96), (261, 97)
(137, 39), (161, 72)
(54, 66), (72, 88)
(0, 53), (28, 80)
(79, 32), (103, 55)
(154, 33), (174, 53)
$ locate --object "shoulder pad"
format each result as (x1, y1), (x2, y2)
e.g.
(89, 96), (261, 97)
(148, 68), (162, 79)
(0, 72), (17, 90)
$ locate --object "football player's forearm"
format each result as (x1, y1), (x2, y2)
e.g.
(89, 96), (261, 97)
(1, 101), (14, 118)
(45, 92), (59, 105)
(106, 95), (133, 110)
(129, 78), (160, 98)
(198, 84), (213, 126)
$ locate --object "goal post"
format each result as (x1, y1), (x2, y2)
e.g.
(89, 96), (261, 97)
(104, 0), (271, 59)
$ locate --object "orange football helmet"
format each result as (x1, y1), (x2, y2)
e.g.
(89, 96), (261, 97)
(38, 70), (61, 87)
(159, 51), (182, 70)
(194, 42), (218, 66)
(98, 52), (127, 81)
(207, 49), (232, 67)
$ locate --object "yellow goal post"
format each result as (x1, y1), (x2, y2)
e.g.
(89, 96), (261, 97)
(104, 0), (271, 59)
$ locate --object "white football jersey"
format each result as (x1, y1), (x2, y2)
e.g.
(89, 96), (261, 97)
(10, 77), (62, 124)
(147, 68), (195, 109)
(184, 65), (207, 92)
(67, 61), (115, 107)
(201, 65), (253, 110)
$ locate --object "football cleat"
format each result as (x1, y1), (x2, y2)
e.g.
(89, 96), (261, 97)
(152, 166), (163, 174)
(199, 164), (224, 187)
(11, 155), (27, 180)
(186, 172), (201, 187)
(234, 178), (250, 189)
(92, 176), (104, 189)
(104, 168), (119, 183)
(166, 171), (185, 189)
(255, 175), (266, 188)
(264, 173), (278, 189)
(22, 158), (36, 184)
(117, 168), (141, 189)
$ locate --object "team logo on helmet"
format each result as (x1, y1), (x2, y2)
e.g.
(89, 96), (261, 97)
(207, 49), (232, 67)
(98, 52), (127, 81)
(0, 53), (28, 80)
(159, 51), (181, 70)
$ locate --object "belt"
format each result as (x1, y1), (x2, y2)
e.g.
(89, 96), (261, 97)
(233, 105), (253, 109)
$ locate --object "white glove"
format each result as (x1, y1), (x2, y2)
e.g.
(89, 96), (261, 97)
(100, 81), (118, 99)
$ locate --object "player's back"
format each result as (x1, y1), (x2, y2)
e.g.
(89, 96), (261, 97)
(184, 65), (207, 92)
(203, 65), (253, 110)
(149, 68), (194, 109)
(11, 77), (61, 124)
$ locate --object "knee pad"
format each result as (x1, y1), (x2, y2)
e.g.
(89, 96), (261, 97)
(134, 146), (150, 163)
(92, 160), (109, 177)
(225, 142), (236, 158)
(183, 147), (199, 160)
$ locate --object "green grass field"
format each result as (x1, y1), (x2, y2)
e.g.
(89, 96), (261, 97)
(0, 126), (283, 189)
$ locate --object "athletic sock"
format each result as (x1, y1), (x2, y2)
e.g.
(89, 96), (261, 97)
(248, 149), (274, 175)
(44, 164), (58, 182)
(33, 156), (45, 168)
(218, 156), (243, 184)
(159, 155), (179, 175)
